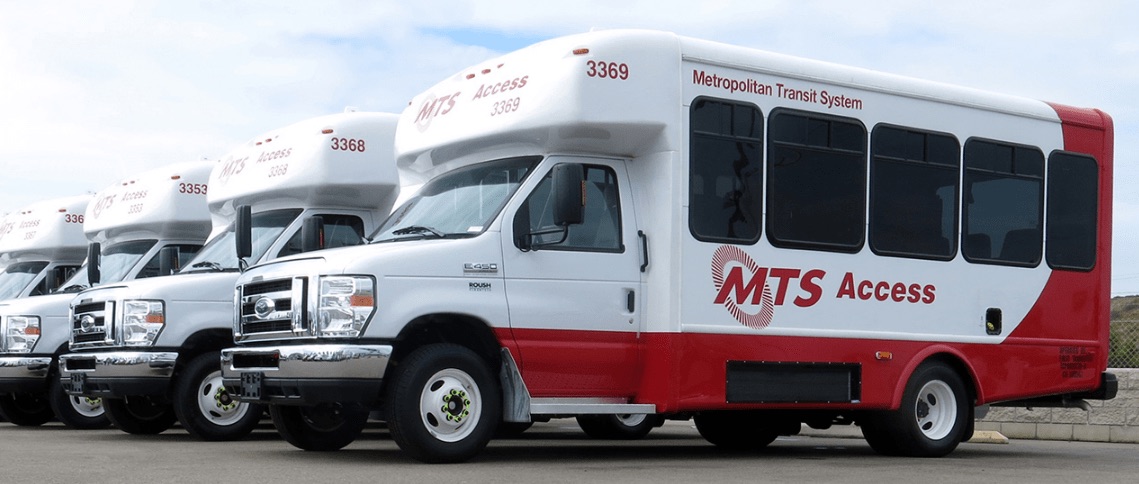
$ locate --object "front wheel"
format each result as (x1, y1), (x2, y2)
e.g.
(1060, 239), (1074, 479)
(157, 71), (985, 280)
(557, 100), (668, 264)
(269, 403), (368, 451)
(576, 414), (662, 439)
(103, 396), (177, 435)
(173, 352), (265, 441)
(49, 382), (110, 429)
(0, 392), (54, 426)
(386, 344), (501, 463)
(861, 362), (970, 457)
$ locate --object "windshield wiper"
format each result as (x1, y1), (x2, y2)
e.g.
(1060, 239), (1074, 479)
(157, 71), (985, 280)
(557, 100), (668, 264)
(390, 225), (445, 238)
(189, 261), (226, 272)
(57, 284), (88, 293)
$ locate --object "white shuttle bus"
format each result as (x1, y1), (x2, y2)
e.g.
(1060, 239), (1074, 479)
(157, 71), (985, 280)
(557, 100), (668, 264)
(61, 112), (400, 440)
(221, 30), (1114, 462)
(0, 195), (91, 424)
(0, 162), (212, 428)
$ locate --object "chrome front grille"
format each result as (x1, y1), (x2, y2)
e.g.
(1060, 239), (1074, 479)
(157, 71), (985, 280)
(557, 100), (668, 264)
(237, 277), (307, 341)
(71, 301), (114, 348)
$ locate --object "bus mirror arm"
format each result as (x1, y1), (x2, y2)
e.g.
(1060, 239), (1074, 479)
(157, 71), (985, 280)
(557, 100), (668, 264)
(524, 226), (569, 252)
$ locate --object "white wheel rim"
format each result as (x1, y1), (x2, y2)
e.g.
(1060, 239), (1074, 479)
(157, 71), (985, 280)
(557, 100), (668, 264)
(615, 414), (647, 427)
(418, 368), (482, 443)
(914, 379), (957, 440)
(196, 370), (249, 426)
(70, 396), (103, 418)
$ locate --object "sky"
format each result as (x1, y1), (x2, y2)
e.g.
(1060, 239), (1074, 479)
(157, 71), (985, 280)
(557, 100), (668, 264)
(1, 1), (1137, 293)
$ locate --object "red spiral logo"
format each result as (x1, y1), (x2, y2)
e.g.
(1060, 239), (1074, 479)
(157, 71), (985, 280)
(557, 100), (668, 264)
(711, 245), (775, 330)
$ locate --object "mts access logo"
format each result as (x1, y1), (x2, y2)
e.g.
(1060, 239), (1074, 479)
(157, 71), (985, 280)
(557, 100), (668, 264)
(711, 245), (825, 330)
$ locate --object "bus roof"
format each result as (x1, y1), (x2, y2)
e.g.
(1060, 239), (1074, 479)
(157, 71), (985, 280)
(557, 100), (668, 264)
(0, 195), (90, 262)
(396, 29), (1093, 177)
(84, 160), (214, 245)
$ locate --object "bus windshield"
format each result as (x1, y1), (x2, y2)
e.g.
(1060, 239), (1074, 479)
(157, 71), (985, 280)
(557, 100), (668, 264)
(0, 262), (49, 300)
(182, 209), (302, 272)
(373, 156), (540, 243)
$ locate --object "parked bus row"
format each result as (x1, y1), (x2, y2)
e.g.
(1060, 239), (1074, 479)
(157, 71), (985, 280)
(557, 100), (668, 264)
(0, 29), (1116, 463)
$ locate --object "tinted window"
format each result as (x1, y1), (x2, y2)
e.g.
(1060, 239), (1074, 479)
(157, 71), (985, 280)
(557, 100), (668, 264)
(689, 98), (763, 244)
(767, 109), (866, 252)
(962, 139), (1044, 266)
(869, 125), (960, 259)
(137, 244), (204, 279)
(279, 215), (366, 258)
(515, 164), (622, 252)
(1046, 152), (1098, 270)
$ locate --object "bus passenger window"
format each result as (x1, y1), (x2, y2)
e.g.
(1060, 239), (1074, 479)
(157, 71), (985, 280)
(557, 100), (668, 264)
(869, 125), (959, 260)
(962, 139), (1044, 267)
(767, 109), (866, 252)
(688, 98), (763, 244)
(1046, 152), (1098, 270)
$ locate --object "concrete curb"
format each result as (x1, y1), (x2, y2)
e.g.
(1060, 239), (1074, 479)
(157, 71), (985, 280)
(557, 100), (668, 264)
(967, 430), (1010, 444)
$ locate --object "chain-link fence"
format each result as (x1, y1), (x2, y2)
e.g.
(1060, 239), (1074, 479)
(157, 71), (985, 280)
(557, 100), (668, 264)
(1111, 320), (1139, 368)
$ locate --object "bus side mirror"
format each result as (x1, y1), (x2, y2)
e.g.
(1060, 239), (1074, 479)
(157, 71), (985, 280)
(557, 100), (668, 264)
(301, 216), (325, 253)
(43, 267), (59, 293)
(553, 164), (584, 227)
(86, 242), (101, 286)
(159, 246), (181, 276)
(235, 205), (252, 260)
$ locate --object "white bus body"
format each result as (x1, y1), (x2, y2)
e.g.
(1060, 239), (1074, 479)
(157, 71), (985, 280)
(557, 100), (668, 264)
(0, 196), (90, 300)
(221, 30), (1114, 461)
(60, 112), (400, 440)
(0, 161), (212, 428)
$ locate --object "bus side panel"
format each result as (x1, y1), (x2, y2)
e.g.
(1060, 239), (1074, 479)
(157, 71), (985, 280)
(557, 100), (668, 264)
(635, 332), (1097, 412)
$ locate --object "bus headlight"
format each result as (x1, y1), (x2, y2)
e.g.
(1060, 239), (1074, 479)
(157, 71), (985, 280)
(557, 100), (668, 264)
(122, 300), (164, 346)
(317, 276), (375, 338)
(5, 316), (41, 353)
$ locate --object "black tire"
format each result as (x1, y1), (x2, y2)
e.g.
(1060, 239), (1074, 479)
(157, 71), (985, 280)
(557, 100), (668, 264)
(859, 411), (902, 455)
(385, 344), (501, 463)
(0, 392), (54, 426)
(694, 412), (779, 450)
(495, 420), (534, 438)
(269, 403), (368, 451)
(576, 414), (661, 439)
(103, 396), (177, 435)
(172, 352), (265, 441)
(861, 362), (970, 457)
(49, 382), (110, 429)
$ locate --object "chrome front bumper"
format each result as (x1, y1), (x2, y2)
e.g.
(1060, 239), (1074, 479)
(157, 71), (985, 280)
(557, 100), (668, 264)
(59, 351), (179, 378)
(220, 344), (392, 380)
(220, 344), (392, 405)
(58, 351), (180, 397)
(0, 356), (53, 379)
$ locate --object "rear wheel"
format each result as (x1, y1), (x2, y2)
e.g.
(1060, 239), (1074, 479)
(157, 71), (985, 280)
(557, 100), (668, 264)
(694, 412), (780, 450)
(576, 414), (662, 439)
(103, 396), (177, 435)
(861, 362), (970, 457)
(270, 403), (368, 451)
(386, 344), (501, 463)
(173, 352), (264, 441)
(0, 392), (54, 426)
(49, 382), (109, 429)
